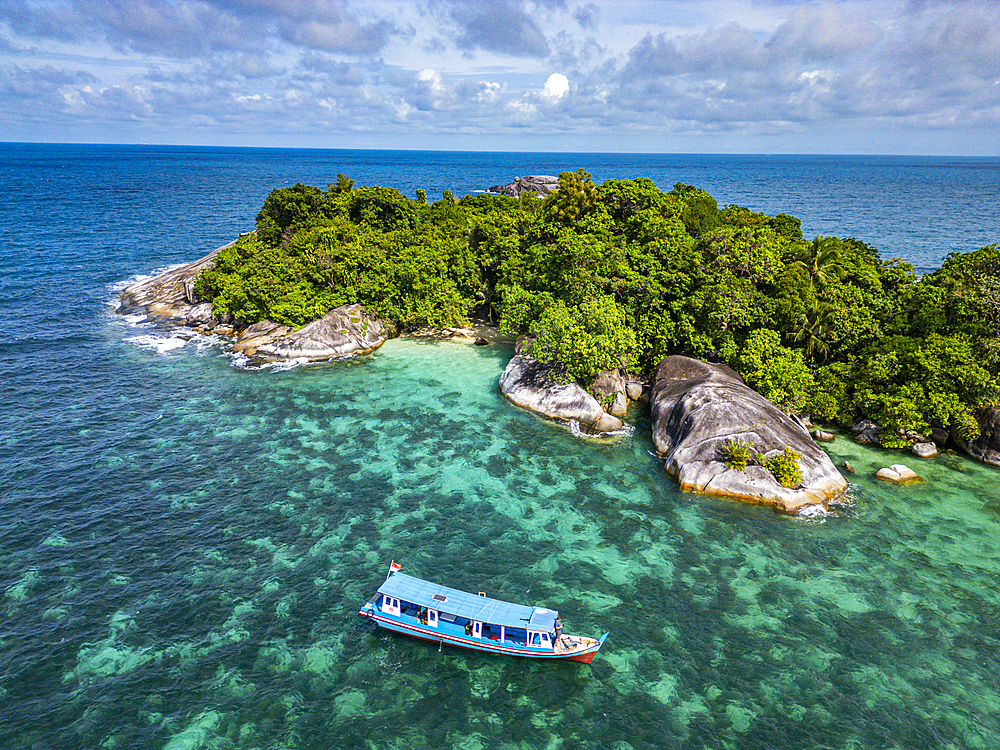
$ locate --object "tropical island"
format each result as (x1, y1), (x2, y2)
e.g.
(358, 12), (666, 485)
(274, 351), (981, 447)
(118, 171), (1000, 511)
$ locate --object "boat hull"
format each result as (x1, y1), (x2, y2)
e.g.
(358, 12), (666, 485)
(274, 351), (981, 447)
(359, 604), (607, 662)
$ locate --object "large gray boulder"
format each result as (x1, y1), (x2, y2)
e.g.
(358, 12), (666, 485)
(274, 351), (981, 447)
(954, 406), (1000, 468)
(233, 304), (387, 362)
(499, 354), (624, 433)
(650, 355), (847, 513)
(488, 175), (559, 198)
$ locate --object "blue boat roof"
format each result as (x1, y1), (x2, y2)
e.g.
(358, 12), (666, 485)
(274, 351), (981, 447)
(377, 572), (559, 631)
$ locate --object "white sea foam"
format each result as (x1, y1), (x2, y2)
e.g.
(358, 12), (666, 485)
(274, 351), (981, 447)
(107, 262), (188, 300)
(232, 354), (310, 372)
(797, 503), (831, 519)
(107, 275), (151, 296)
(569, 419), (635, 439)
(125, 333), (188, 354)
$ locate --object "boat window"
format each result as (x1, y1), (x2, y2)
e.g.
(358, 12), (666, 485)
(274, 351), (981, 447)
(506, 627), (527, 646)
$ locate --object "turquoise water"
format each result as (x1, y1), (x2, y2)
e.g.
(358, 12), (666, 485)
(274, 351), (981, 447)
(2, 144), (1000, 749)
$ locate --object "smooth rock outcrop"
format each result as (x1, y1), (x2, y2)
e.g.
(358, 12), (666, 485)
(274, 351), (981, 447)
(488, 175), (559, 197)
(118, 242), (233, 327)
(875, 464), (922, 483)
(235, 304), (387, 362)
(954, 406), (1000, 468)
(499, 354), (624, 433)
(911, 442), (938, 459)
(650, 355), (847, 513)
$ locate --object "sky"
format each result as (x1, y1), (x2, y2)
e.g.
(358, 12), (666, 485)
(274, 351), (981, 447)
(1, 0), (998, 154)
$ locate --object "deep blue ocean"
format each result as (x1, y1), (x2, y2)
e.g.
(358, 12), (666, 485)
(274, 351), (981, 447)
(2, 142), (999, 750)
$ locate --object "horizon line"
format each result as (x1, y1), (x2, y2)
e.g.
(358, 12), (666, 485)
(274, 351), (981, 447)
(2, 140), (998, 160)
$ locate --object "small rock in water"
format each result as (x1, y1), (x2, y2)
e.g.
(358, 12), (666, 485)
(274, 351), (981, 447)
(594, 412), (625, 433)
(844, 461), (856, 474)
(812, 430), (835, 442)
(625, 381), (644, 401)
(875, 464), (922, 484)
(474, 337), (489, 346)
(609, 391), (628, 418)
(911, 442), (938, 459)
(852, 419), (881, 445)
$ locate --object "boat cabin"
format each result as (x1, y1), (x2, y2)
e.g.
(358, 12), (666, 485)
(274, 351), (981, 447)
(375, 572), (558, 650)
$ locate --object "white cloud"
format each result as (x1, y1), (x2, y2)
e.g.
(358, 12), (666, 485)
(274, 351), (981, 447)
(542, 72), (569, 98)
(416, 68), (443, 89)
(477, 81), (501, 102)
(508, 98), (537, 115)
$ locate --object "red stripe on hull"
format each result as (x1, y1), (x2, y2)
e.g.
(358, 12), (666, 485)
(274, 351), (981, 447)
(360, 608), (603, 662)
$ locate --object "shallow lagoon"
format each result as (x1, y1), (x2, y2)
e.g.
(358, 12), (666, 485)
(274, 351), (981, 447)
(4, 332), (1000, 749)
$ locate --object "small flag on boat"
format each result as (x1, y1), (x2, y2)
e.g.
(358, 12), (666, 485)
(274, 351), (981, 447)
(388, 560), (402, 576)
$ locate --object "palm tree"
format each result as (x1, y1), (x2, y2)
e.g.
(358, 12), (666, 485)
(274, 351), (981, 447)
(791, 235), (845, 292)
(794, 300), (835, 363)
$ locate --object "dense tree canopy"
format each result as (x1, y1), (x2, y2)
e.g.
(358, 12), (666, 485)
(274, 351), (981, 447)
(194, 174), (1000, 446)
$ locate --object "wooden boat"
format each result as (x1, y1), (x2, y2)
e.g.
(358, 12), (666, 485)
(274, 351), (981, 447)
(358, 562), (608, 663)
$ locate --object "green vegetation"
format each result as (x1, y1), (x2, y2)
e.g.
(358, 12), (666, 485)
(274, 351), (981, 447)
(194, 174), (1000, 446)
(722, 439), (753, 471)
(721, 440), (803, 487)
(762, 447), (804, 488)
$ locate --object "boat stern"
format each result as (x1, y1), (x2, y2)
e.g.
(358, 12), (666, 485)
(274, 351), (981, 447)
(358, 593), (379, 619)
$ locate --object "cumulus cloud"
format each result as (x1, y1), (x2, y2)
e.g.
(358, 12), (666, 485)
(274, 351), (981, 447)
(446, 0), (550, 57)
(454, 78), (502, 103)
(1, 64), (97, 100)
(767, 4), (883, 62)
(542, 72), (569, 98)
(574, 3), (599, 29)
(0, 0), (399, 57)
(622, 23), (768, 79)
(276, 14), (394, 55)
(605, 1), (1000, 143)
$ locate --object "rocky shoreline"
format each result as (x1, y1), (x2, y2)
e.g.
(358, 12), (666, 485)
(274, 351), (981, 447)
(119, 239), (996, 514)
(118, 242), (390, 363)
